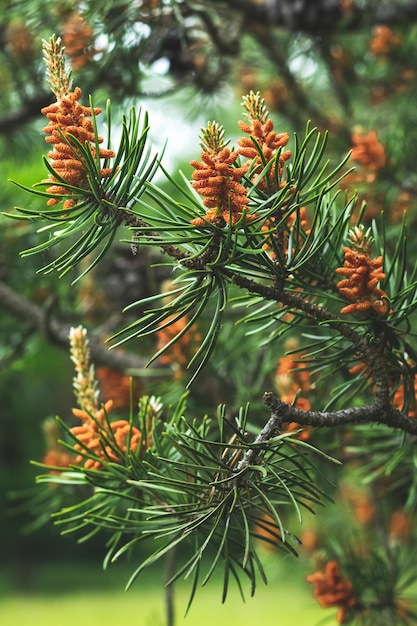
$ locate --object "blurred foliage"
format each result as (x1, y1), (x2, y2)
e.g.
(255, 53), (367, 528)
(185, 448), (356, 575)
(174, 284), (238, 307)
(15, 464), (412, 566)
(3, 2), (417, 624)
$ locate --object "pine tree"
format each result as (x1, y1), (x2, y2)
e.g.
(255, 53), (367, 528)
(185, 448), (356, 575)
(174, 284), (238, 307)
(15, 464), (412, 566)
(3, 4), (417, 625)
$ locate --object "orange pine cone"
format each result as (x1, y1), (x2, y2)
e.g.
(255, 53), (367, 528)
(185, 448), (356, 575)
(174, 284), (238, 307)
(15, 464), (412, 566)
(69, 400), (141, 469)
(350, 129), (386, 171)
(42, 449), (74, 473)
(237, 117), (291, 191)
(42, 86), (115, 209)
(274, 350), (312, 440)
(336, 247), (391, 317)
(253, 513), (281, 550)
(62, 13), (95, 69)
(369, 25), (401, 56)
(306, 560), (356, 624)
(156, 314), (202, 378)
(190, 147), (252, 225)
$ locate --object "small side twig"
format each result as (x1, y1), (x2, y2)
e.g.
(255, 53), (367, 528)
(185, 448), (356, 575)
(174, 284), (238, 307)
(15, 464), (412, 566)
(0, 279), (149, 372)
(263, 392), (417, 436)
(165, 545), (177, 626)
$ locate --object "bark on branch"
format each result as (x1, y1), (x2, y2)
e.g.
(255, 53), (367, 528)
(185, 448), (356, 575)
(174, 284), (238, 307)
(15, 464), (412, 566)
(264, 391), (417, 436)
(220, 0), (417, 33)
(237, 391), (417, 474)
(0, 92), (52, 134)
(0, 280), (149, 372)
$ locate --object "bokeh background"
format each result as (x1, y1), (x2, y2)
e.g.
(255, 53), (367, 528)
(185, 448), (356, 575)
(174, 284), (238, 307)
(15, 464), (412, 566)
(2, 1), (417, 624)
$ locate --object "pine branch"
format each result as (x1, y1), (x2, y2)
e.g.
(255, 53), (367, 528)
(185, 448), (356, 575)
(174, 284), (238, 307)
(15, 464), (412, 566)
(252, 29), (332, 132)
(264, 392), (417, 436)
(237, 391), (417, 476)
(135, 236), (416, 435)
(123, 227), (395, 413)
(0, 91), (51, 134)
(216, 0), (417, 32)
(0, 279), (149, 372)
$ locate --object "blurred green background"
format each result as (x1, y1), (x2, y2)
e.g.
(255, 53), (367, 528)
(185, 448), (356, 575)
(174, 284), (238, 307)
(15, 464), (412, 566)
(3, 1), (417, 624)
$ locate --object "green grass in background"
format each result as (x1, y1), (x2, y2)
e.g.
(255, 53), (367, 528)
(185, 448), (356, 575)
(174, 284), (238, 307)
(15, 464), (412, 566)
(0, 558), (327, 626)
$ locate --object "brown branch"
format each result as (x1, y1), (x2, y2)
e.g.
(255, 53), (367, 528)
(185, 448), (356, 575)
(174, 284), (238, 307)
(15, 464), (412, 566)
(237, 391), (417, 473)
(134, 225), (392, 408)
(128, 225), (416, 443)
(0, 280), (149, 372)
(216, 0), (417, 33)
(217, 269), (390, 404)
(280, 290), (391, 403)
(123, 213), (222, 269)
(122, 215), (395, 413)
(264, 392), (417, 435)
(214, 0), (342, 32)
(252, 29), (331, 132)
(0, 92), (52, 134)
